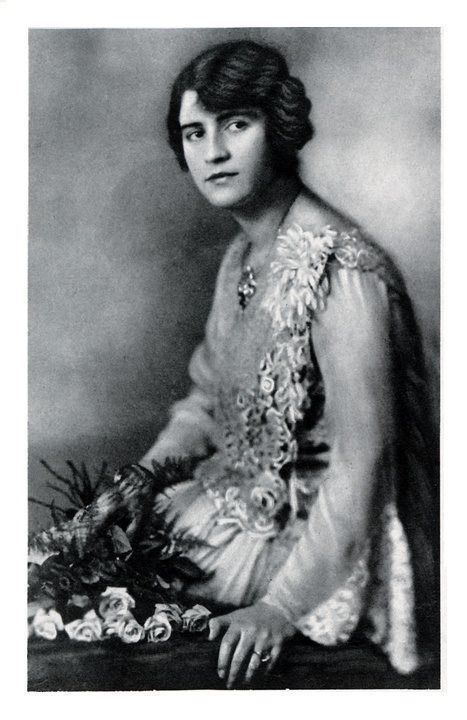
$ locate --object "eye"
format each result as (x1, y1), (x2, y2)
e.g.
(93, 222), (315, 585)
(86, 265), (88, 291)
(226, 119), (249, 133)
(184, 129), (204, 142)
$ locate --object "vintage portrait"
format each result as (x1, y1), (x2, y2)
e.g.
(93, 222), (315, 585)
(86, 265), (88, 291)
(27, 27), (440, 690)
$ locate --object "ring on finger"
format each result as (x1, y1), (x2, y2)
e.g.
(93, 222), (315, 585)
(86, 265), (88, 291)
(252, 649), (272, 664)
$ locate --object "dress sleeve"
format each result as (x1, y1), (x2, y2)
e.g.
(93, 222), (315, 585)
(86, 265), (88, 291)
(139, 342), (217, 466)
(139, 243), (235, 467)
(260, 265), (396, 644)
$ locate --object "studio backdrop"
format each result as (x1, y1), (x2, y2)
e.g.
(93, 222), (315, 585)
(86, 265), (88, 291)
(29, 27), (440, 530)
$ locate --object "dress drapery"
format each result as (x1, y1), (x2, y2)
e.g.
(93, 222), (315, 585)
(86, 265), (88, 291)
(141, 191), (437, 675)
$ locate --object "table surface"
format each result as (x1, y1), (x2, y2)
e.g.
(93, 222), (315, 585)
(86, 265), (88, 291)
(28, 634), (440, 691)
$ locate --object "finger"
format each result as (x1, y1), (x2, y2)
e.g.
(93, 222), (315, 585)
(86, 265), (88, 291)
(208, 615), (230, 641)
(265, 643), (282, 674)
(227, 632), (255, 688)
(245, 631), (269, 684)
(217, 627), (241, 680)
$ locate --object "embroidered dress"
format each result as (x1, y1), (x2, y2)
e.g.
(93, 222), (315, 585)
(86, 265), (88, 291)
(30, 190), (436, 675)
(141, 191), (436, 675)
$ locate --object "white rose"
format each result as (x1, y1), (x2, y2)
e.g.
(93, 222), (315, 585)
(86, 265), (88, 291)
(32, 608), (64, 640)
(28, 599), (54, 620)
(65, 609), (103, 642)
(98, 586), (135, 619)
(153, 603), (183, 630)
(144, 612), (172, 643)
(102, 616), (125, 638)
(103, 614), (145, 644)
(118, 615), (145, 644)
(181, 604), (211, 633)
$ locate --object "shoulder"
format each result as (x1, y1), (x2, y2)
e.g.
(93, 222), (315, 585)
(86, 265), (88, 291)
(288, 195), (393, 364)
(283, 186), (405, 293)
(264, 187), (405, 333)
(286, 186), (356, 236)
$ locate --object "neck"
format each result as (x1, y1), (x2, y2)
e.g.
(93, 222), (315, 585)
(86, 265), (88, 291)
(229, 174), (302, 248)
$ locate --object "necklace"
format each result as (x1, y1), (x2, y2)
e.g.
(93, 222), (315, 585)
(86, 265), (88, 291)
(237, 264), (257, 309)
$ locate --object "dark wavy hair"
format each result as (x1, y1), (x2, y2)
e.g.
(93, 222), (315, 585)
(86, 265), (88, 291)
(167, 40), (314, 176)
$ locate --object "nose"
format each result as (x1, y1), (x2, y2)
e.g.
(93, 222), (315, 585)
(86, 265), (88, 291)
(205, 130), (230, 164)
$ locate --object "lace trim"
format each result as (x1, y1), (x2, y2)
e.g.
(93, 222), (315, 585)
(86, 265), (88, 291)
(296, 546), (370, 645)
(295, 502), (418, 675)
(333, 230), (383, 273)
(216, 332), (317, 471)
(366, 502), (418, 674)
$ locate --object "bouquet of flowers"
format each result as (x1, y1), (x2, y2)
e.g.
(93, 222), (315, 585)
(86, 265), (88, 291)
(28, 460), (212, 645)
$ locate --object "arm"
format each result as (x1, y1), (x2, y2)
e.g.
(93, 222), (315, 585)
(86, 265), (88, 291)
(139, 338), (217, 467)
(139, 239), (237, 467)
(260, 265), (395, 639)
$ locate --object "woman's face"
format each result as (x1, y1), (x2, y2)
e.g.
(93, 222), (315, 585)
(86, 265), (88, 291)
(179, 90), (277, 209)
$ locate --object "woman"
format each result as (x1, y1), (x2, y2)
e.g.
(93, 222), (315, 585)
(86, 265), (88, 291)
(31, 40), (438, 687)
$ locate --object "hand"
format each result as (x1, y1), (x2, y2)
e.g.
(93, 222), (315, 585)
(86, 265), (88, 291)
(64, 465), (154, 555)
(112, 465), (155, 540)
(208, 601), (296, 688)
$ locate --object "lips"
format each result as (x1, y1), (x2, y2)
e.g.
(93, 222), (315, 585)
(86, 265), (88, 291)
(206, 172), (238, 182)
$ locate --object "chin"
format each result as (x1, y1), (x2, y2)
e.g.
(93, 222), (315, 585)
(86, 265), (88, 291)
(203, 190), (248, 209)
(207, 197), (242, 209)
(203, 188), (251, 210)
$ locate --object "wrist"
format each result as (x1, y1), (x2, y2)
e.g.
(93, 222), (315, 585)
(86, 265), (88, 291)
(256, 600), (296, 634)
(257, 597), (295, 624)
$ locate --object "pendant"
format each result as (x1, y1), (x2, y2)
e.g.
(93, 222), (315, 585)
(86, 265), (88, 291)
(237, 265), (257, 309)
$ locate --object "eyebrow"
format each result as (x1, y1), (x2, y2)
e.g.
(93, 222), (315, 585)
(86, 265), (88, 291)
(179, 108), (261, 132)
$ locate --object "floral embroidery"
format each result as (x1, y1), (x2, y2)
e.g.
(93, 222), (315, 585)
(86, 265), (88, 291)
(204, 469), (289, 537)
(334, 230), (382, 273)
(206, 223), (379, 536)
(208, 333), (320, 536)
(262, 223), (336, 332)
(262, 223), (383, 333)
(203, 224), (389, 545)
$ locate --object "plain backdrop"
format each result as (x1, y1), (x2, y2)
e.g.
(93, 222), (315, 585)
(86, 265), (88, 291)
(28, 27), (440, 529)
